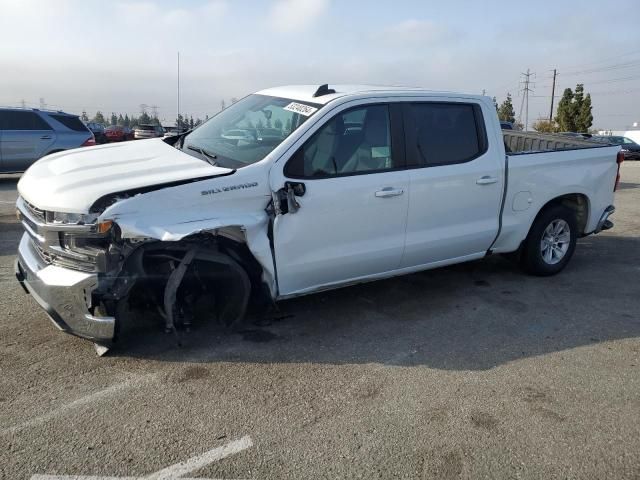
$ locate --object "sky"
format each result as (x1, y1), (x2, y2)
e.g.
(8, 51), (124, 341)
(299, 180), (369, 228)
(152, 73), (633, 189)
(1, 0), (639, 129)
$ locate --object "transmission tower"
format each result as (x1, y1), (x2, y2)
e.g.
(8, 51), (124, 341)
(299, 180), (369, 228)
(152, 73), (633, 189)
(151, 105), (158, 118)
(517, 69), (535, 131)
(139, 104), (148, 116)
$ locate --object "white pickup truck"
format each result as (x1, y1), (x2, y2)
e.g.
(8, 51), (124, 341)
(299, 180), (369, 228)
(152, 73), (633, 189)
(15, 85), (622, 353)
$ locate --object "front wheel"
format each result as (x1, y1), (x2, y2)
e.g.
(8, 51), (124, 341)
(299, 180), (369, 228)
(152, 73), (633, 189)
(520, 205), (578, 276)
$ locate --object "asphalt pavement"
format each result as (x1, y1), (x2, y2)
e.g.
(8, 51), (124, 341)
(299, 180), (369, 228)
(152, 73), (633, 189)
(1, 164), (639, 479)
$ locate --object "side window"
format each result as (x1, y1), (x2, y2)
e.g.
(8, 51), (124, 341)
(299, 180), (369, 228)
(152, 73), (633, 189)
(285, 105), (395, 178)
(406, 103), (485, 167)
(2, 111), (52, 131)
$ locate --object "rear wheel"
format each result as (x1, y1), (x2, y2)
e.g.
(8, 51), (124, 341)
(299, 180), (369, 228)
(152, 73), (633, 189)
(520, 205), (578, 276)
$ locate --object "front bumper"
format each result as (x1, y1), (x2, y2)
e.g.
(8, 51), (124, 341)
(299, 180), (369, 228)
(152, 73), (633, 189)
(15, 233), (115, 343)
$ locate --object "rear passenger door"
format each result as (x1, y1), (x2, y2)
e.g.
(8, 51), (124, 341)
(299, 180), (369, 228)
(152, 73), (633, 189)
(0, 111), (56, 172)
(400, 99), (504, 268)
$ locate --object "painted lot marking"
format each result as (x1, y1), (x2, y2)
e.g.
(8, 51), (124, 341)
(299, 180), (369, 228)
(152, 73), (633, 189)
(30, 435), (254, 480)
(2, 374), (159, 436)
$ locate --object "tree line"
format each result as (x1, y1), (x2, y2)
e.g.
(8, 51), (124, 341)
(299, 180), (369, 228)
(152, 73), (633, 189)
(81, 110), (206, 129)
(532, 84), (593, 133)
(492, 83), (593, 133)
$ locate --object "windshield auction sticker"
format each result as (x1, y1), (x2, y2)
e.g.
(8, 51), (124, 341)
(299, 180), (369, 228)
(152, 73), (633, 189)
(283, 102), (318, 117)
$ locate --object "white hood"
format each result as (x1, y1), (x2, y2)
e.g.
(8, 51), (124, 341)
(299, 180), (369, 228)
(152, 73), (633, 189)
(17, 139), (232, 213)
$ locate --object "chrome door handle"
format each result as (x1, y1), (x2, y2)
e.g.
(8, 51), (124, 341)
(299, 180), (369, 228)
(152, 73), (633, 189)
(375, 187), (404, 198)
(40, 135), (52, 140)
(476, 176), (498, 185)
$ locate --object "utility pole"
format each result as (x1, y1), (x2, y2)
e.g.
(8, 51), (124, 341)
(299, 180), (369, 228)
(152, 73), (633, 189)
(39, 98), (46, 110)
(518, 69), (535, 131)
(177, 51), (180, 127)
(549, 68), (557, 122)
(20, 99), (26, 109)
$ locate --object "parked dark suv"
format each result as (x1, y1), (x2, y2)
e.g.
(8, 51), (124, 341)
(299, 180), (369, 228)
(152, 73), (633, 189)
(0, 108), (95, 173)
(85, 122), (107, 144)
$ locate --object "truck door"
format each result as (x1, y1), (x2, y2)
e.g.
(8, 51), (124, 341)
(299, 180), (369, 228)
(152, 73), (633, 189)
(400, 100), (504, 268)
(270, 102), (409, 296)
(0, 110), (56, 172)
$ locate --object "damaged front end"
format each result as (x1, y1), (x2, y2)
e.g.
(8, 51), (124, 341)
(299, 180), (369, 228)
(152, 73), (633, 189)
(16, 186), (274, 355)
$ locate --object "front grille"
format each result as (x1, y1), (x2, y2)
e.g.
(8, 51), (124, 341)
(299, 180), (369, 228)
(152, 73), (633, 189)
(19, 197), (102, 273)
(33, 242), (96, 273)
(23, 200), (47, 223)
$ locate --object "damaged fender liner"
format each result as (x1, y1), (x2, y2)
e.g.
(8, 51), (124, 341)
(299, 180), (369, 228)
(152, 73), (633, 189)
(90, 169), (236, 213)
(116, 241), (252, 341)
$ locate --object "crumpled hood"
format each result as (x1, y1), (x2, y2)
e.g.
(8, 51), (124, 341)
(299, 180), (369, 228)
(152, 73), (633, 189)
(17, 139), (232, 213)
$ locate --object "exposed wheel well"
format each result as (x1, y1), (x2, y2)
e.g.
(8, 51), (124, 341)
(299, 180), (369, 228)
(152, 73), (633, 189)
(107, 231), (272, 338)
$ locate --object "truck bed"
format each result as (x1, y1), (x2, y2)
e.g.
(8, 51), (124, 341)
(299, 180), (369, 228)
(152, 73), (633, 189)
(492, 133), (619, 254)
(503, 131), (603, 154)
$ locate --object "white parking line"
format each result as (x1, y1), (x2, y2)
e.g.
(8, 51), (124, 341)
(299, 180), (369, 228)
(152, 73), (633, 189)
(30, 435), (254, 480)
(2, 374), (159, 436)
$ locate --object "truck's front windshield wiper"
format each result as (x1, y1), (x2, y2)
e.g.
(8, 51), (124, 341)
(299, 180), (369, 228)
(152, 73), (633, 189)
(187, 145), (218, 166)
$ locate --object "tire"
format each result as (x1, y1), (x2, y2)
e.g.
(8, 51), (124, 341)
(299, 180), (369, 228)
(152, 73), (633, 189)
(520, 204), (578, 276)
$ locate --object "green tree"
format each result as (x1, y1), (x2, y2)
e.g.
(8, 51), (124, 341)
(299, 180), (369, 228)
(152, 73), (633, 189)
(117, 114), (124, 126)
(124, 114), (130, 127)
(492, 96), (498, 113)
(497, 94), (515, 123)
(555, 88), (575, 132)
(189, 116), (194, 129)
(92, 111), (106, 124)
(139, 111), (151, 124)
(577, 93), (593, 132)
(81, 110), (89, 122)
(110, 113), (117, 126)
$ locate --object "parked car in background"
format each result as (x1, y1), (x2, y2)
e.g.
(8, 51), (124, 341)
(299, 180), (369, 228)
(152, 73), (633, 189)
(592, 135), (640, 160)
(500, 121), (514, 130)
(134, 124), (164, 139)
(104, 125), (134, 142)
(85, 122), (107, 144)
(0, 108), (95, 173)
(163, 126), (187, 138)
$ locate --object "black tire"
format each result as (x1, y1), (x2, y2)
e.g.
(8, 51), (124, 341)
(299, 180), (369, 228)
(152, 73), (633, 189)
(520, 204), (578, 276)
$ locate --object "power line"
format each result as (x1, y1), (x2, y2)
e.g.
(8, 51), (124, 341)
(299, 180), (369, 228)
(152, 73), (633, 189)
(561, 59), (640, 76)
(560, 48), (640, 71)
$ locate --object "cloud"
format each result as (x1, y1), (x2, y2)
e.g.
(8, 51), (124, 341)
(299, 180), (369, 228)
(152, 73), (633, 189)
(267, 0), (330, 32)
(381, 19), (454, 46)
(114, 1), (227, 29)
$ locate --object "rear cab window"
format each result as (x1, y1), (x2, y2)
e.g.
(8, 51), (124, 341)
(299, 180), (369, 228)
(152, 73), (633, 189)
(403, 102), (488, 167)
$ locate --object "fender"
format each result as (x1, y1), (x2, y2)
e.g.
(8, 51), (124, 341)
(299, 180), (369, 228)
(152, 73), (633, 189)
(99, 163), (278, 296)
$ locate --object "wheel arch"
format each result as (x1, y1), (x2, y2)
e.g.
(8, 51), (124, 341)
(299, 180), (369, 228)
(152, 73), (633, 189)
(530, 193), (590, 237)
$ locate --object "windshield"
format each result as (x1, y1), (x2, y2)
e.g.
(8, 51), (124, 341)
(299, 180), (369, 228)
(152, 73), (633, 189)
(182, 94), (321, 168)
